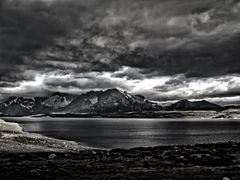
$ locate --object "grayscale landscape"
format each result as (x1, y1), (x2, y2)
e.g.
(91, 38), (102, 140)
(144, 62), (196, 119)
(1, 0), (240, 179)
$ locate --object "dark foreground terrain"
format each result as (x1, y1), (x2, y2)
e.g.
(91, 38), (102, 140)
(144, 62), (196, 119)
(1, 142), (240, 180)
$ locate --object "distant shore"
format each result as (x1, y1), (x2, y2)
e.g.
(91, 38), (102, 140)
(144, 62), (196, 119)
(1, 119), (240, 179)
(2, 109), (240, 119)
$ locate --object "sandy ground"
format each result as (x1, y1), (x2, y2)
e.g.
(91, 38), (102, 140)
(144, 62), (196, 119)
(0, 119), (89, 153)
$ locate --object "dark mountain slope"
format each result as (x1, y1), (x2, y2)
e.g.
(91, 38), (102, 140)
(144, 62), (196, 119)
(168, 99), (222, 111)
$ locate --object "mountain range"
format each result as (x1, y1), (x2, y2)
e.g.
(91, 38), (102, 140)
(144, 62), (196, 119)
(0, 88), (226, 117)
(0, 89), (159, 116)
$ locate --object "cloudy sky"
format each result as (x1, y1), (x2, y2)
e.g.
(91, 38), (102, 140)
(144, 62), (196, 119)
(1, 0), (240, 105)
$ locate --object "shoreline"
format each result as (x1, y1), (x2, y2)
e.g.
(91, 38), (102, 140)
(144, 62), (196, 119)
(2, 109), (240, 119)
(2, 117), (240, 150)
(3, 116), (240, 122)
(1, 119), (240, 179)
(0, 119), (91, 153)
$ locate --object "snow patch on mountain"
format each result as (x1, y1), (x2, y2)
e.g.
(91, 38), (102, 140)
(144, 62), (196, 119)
(43, 96), (73, 109)
(90, 97), (98, 105)
(4, 97), (36, 110)
(20, 104), (33, 110)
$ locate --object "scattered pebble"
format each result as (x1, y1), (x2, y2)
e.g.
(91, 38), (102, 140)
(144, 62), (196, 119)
(48, 154), (57, 159)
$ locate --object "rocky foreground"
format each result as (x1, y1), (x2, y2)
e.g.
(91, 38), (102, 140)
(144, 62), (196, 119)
(1, 119), (240, 180)
(1, 142), (240, 180)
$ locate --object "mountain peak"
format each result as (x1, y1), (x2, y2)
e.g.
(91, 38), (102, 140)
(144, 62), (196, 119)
(170, 99), (222, 111)
(106, 88), (123, 93)
(200, 100), (209, 103)
(178, 99), (190, 103)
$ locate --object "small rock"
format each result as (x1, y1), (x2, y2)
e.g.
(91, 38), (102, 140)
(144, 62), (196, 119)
(92, 151), (97, 155)
(191, 154), (203, 159)
(48, 154), (57, 159)
(176, 156), (187, 163)
(223, 177), (231, 180)
(30, 169), (41, 176)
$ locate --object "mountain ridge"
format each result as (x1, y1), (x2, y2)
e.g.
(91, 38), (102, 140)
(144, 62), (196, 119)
(0, 88), (160, 116)
(0, 88), (227, 117)
(168, 99), (223, 111)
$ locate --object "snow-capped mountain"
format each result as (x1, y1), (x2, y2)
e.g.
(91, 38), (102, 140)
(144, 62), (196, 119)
(0, 89), (159, 116)
(42, 92), (76, 110)
(0, 89), (224, 117)
(66, 88), (156, 113)
(0, 97), (45, 116)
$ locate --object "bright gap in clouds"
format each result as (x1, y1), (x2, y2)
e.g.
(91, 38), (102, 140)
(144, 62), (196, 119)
(3, 75), (45, 92)
(2, 70), (240, 105)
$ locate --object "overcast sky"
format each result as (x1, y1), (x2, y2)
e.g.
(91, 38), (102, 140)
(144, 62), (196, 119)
(0, 0), (240, 105)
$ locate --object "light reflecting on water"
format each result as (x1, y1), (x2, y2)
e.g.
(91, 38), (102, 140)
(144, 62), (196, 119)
(3, 117), (240, 149)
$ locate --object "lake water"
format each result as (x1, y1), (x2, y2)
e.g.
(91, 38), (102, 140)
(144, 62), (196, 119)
(3, 117), (240, 149)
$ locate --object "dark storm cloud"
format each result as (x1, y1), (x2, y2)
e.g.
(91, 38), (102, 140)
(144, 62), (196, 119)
(0, 0), (68, 81)
(1, 0), (240, 103)
(1, 0), (240, 78)
(107, 0), (240, 78)
(116, 38), (240, 78)
(0, 81), (16, 88)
